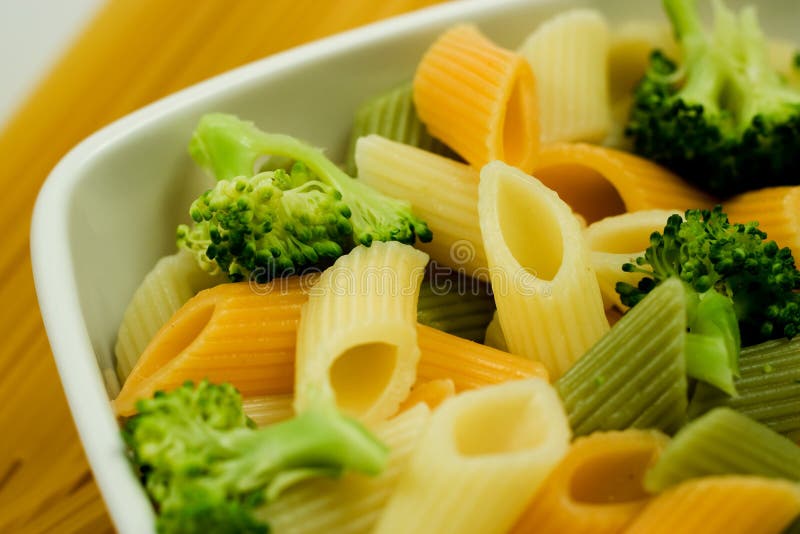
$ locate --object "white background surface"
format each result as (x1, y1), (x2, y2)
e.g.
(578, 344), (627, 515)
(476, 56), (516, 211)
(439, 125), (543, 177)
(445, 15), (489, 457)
(0, 0), (104, 128)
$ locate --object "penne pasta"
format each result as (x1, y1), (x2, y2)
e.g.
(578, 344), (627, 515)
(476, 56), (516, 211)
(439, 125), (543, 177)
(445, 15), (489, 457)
(478, 160), (608, 379)
(688, 337), (800, 437)
(413, 25), (539, 172)
(373, 379), (570, 534)
(556, 278), (688, 436)
(623, 476), (800, 534)
(114, 250), (225, 381)
(356, 135), (487, 278)
(416, 272), (495, 342)
(112, 279), (310, 416)
(260, 404), (431, 534)
(519, 9), (612, 143)
(483, 311), (508, 352)
(585, 210), (679, 310)
(531, 143), (715, 224)
(293, 242), (429, 426)
(511, 430), (669, 534)
(344, 83), (452, 175)
(644, 407), (800, 492)
(416, 323), (547, 390)
(723, 186), (800, 253)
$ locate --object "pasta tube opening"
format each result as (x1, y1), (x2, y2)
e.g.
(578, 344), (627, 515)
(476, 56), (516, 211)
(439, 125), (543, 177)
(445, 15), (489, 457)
(329, 342), (399, 415)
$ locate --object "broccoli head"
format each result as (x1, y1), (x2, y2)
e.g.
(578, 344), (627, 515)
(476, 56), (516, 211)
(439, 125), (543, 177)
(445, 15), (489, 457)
(616, 207), (800, 393)
(178, 114), (431, 282)
(123, 381), (388, 534)
(625, 0), (800, 197)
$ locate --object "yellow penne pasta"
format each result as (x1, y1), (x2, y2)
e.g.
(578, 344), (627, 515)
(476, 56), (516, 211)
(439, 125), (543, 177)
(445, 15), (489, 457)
(416, 323), (547, 390)
(242, 395), (294, 427)
(113, 279), (310, 416)
(511, 430), (669, 534)
(478, 160), (608, 379)
(261, 404), (431, 534)
(114, 250), (225, 381)
(355, 135), (487, 278)
(398, 378), (455, 412)
(483, 311), (508, 352)
(623, 476), (800, 534)
(607, 21), (678, 104)
(724, 186), (800, 253)
(519, 9), (611, 143)
(585, 210), (679, 310)
(531, 143), (715, 224)
(294, 242), (429, 426)
(374, 379), (570, 534)
(413, 24), (538, 172)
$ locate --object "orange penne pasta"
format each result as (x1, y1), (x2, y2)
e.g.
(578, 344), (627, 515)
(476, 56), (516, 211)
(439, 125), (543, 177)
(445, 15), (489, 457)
(531, 143), (715, 224)
(398, 378), (456, 412)
(511, 430), (668, 534)
(413, 24), (538, 172)
(724, 186), (800, 252)
(113, 279), (310, 416)
(416, 323), (548, 389)
(623, 476), (800, 534)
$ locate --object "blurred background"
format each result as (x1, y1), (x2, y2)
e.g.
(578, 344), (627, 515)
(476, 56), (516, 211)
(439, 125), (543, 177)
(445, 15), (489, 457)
(0, 1), (445, 531)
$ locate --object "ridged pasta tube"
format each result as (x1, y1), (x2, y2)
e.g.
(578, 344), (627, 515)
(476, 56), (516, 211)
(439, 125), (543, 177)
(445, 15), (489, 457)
(373, 379), (571, 534)
(478, 160), (608, 379)
(644, 407), (800, 492)
(519, 9), (611, 143)
(114, 250), (225, 381)
(724, 186), (800, 253)
(556, 278), (688, 436)
(688, 337), (800, 437)
(356, 135), (487, 278)
(112, 279), (311, 416)
(242, 395), (294, 427)
(413, 25), (539, 172)
(624, 476), (800, 534)
(259, 404), (431, 534)
(294, 242), (428, 426)
(512, 430), (668, 534)
(585, 210), (679, 311)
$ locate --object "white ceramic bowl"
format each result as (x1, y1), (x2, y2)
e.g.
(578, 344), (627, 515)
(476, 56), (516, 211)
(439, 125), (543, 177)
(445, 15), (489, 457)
(31, 0), (798, 531)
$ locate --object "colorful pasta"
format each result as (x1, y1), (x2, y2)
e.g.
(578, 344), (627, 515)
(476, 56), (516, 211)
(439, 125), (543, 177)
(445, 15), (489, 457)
(556, 278), (688, 436)
(723, 186), (800, 253)
(483, 311), (508, 352)
(355, 135), (487, 278)
(478, 160), (608, 379)
(518, 9), (612, 143)
(624, 476), (800, 534)
(114, 250), (225, 381)
(530, 143), (715, 224)
(413, 25), (539, 172)
(511, 430), (668, 534)
(260, 404), (431, 534)
(243, 394), (295, 427)
(398, 379), (455, 412)
(293, 242), (428, 425)
(585, 210), (680, 310)
(689, 337), (800, 437)
(416, 274), (495, 342)
(112, 279), (310, 415)
(373, 379), (570, 534)
(644, 407), (800, 492)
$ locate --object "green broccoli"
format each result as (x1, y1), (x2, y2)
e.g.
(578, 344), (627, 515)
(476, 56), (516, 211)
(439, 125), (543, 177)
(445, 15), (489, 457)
(616, 207), (800, 394)
(625, 0), (800, 197)
(123, 381), (388, 533)
(178, 113), (432, 282)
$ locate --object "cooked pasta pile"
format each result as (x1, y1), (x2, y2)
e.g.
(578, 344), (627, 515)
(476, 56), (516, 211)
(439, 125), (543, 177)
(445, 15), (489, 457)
(113, 3), (800, 533)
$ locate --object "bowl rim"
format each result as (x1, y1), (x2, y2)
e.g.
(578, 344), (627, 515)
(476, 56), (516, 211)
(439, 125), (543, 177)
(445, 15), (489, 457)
(30, 0), (535, 531)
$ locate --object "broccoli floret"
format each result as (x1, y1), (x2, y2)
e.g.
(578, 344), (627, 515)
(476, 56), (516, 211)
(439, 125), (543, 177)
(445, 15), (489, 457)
(616, 207), (800, 393)
(123, 381), (388, 534)
(625, 0), (800, 197)
(178, 114), (431, 282)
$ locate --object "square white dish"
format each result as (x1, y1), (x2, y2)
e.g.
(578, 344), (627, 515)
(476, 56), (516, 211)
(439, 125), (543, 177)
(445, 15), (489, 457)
(30, 0), (798, 531)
